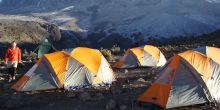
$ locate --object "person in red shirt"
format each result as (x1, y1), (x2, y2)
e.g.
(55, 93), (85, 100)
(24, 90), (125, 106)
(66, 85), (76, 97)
(5, 41), (21, 82)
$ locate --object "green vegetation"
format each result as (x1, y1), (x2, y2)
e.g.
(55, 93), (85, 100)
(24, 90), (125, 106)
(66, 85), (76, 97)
(99, 45), (122, 62)
(100, 47), (112, 58)
(110, 45), (120, 55)
(23, 49), (37, 62)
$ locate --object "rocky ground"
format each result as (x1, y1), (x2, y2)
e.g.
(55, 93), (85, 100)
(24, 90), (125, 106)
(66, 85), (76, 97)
(0, 44), (220, 110)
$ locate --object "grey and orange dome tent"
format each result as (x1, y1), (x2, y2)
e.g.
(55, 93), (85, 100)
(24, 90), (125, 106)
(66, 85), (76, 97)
(193, 46), (220, 64)
(113, 45), (166, 68)
(12, 47), (115, 91)
(138, 50), (220, 108)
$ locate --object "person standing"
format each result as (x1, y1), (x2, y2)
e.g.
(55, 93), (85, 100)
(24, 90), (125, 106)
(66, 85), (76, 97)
(4, 41), (21, 82)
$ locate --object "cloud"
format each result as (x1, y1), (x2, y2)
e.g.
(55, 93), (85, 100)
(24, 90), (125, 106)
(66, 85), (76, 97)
(206, 0), (220, 3)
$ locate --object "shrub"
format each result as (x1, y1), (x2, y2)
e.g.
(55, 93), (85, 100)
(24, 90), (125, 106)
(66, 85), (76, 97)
(29, 51), (37, 60)
(22, 49), (29, 60)
(100, 48), (112, 58)
(22, 50), (37, 61)
(111, 45), (120, 55)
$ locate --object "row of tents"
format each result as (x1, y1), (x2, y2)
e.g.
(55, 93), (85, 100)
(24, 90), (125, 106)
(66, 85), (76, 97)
(11, 45), (220, 109)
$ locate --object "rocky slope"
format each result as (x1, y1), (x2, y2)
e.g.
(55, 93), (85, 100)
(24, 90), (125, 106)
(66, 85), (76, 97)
(0, 18), (85, 59)
(0, 18), (62, 56)
(0, 19), (61, 43)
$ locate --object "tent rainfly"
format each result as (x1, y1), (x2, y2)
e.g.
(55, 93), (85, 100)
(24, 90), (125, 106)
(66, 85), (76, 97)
(12, 47), (116, 91)
(114, 45), (166, 68)
(138, 50), (220, 108)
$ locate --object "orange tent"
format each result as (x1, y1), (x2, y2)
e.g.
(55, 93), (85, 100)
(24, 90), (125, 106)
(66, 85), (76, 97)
(193, 46), (220, 64)
(138, 51), (220, 108)
(114, 45), (166, 68)
(12, 47), (115, 91)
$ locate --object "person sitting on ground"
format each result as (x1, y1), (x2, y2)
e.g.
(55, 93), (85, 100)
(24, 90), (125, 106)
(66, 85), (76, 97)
(4, 41), (21, 82)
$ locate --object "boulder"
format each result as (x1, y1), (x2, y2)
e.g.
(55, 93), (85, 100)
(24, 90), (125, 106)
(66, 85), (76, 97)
(119, 105), (127, 110)
(106, 99), (116, 110)
(111, 85), (123, 94)
(94, 93), (104, 100)
(66, 91), (77, 98)
(78, 92), (91, 101)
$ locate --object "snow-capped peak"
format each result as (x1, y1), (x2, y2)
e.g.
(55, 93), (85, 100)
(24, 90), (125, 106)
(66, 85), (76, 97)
(0, 0), (220, 42)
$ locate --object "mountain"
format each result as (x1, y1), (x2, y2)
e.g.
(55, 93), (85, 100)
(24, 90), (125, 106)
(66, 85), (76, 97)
(0, 0), (220, 48)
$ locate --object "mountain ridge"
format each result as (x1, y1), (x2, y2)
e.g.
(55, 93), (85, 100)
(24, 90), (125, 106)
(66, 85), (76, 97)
(0, 0), (220, 47)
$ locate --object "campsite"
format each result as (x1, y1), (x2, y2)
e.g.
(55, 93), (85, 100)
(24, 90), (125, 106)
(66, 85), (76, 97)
(1, 0), (220, 110)
(1, 36), (220, 110)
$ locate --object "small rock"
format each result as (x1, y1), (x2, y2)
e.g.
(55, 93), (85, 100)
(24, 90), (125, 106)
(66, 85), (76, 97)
(151, 70), (155, 74)
(78, 92), (91, 101)
(94, 93), (104, 100)
(66, 91), (77, 98)
(48, 103), (55, 106)
(119, 105), (127, 110)
(201, 106), (208, 110)
(201, 105), (215, 110)
(124, 69), (128, 73)
(106, 99), (116, 110)
(30, 91), (40, 94)
(126, 79), (130, 83)
(0, 77), (6, 81)
(137, 78), (146, 82)
(147, 72), (151, 76)
(111, 85), (123, 94)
